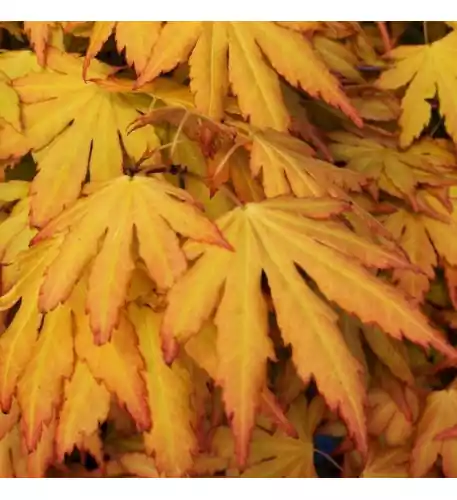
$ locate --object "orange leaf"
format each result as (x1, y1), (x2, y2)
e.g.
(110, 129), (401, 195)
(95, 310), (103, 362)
(17, 304), (74, 451)
(136, 22), (361, 130)
(377, 31), (457, 147)
(250, 129), (370, 199)
(361, 443), (410, 478)
(185, 323), (295, 438)
(163, 197), (457, 463)
(83, 22), (117, 79)
(23, 22), (54, 66)
(367, 384), (419, 447)
(34, 175), (230, 343)
(0, 398), (20, 440)
(26, 418), (57, 478)
(213, 397), (325, 477)
(129, 304), (197, 477)
(214, 215), (274, 466)
(411, 385), (457, 477)
(10, 49), (159, 227)
(74, 290), (151, 432)
(0, 290), (41, 412)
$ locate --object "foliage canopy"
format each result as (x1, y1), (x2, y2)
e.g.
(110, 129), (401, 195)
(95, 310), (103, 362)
(1, 20), (457, 478)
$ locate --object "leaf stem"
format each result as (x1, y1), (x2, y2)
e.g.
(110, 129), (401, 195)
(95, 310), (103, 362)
(376, 22), (392, 53)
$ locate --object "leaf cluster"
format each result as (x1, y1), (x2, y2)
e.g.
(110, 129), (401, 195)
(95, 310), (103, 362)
(0, 21), (457, 478)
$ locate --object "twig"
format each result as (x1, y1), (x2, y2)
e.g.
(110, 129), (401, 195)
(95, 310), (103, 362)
(376, 22), (392, 54)
(424, 21), (429, 44)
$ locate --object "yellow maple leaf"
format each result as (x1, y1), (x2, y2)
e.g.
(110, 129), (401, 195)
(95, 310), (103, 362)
(380, 195), (457, 305)
(367, 384), (419, 447)
(0, 238), (62, 412)
(84, 21), (162, 76)
(382, 208), (438, 302)
(111, 452), (160, 478)
(2, 48), (161, 227)
(0, 71), (21, 132)
(23, 22), (57, 66)
(24, 418), (57, 478)
(0, 417), (56, 478)
(329, 132), (457, 210)
(0, 51), (42, 162)
(312, 35), (364, 83)
(31, 174), (228, 343)
(134, 22), (361, 129)
(184, 322), (297, 439)
(17, 304), (74, 451)
(56, 360), (110, 460)
(0, 49), (41, 80)
(73, 284), (151, 432)
(161, 197), (455, 464)
(213, 396), (325, 478)
(0, 428), (15, 477)
(0, 182), (36, 271)
(128, 304), (197, 477)
(411, 384), (457, 477)
(249, 128), (369, 199)
(0, 399), (20, 442)
(348, 88), (400, 122)
(376, 30), (457, 148)
(361, 443), (410, 478)
(362, 325), (414, 384)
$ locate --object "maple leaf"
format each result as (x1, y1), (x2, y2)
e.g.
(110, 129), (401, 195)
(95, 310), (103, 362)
(17, 304), (74, 451)
(72, 283), (151, 432)
(184, 321), (297, 438)
(376, 30), (457, 148)
(128, 304), (197, 477)
(411, 384), (457, 477)
(0, 429), (15, 477)
(312, 35), (364, 83)
(0, 417), (56, 478)
(0, 72), (21, 133)
(108, 452), (160, 478)
(19, 418), (57, 478)
(0, 238), (62, 412)
(381, 197), (457, 304)
(361, 443), (410, 478)
(134, 22), (362, 129)
(0, 182), (36, 269)
(340, 309), (415, 385)
(212, 397), (325, 478)
(0, 399), (20, 443)
(3, 49), (161, 227)
(84, 22), (162, 77)
(361, 325), (414, 384)
(56, 360), (111, 461)
(32, 174), (229, 344)
(161, 197), (456, 464)
(23, 22), (57, 66)
(348, 88), (400, 122)
(367, 384), (419, 447)
(329, 132), (457, 210)
(0, 49), (41, 80)
(249, 128), (370, 199)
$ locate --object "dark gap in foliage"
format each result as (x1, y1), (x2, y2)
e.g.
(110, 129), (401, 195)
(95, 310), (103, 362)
(5, 153), (37, 182)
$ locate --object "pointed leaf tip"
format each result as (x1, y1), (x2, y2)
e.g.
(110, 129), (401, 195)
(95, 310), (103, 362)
(161, 335), (180, 365)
